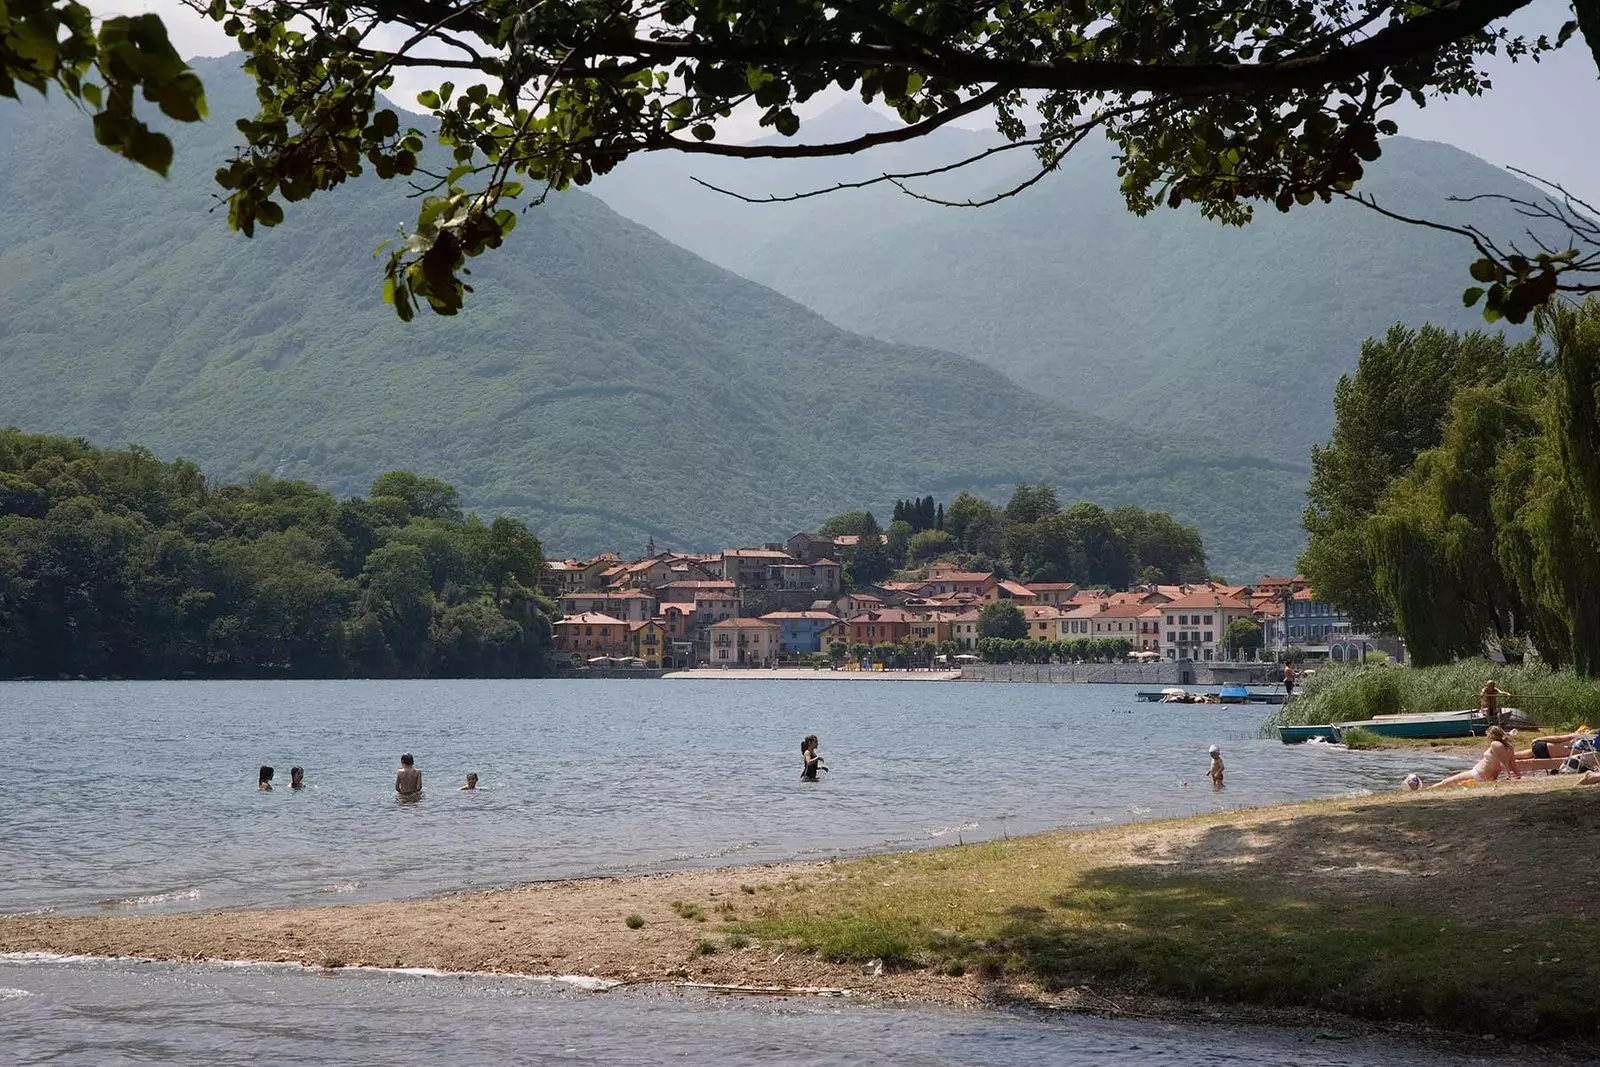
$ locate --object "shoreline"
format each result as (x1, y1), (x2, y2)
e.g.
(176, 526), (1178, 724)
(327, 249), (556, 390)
(3, 779), (1595, 1052)
(663, 668), (962, 680)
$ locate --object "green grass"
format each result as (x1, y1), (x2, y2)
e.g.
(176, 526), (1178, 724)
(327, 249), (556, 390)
(1338, 726), (1383, 750)
(670, 900), (706, 922)
(1267, 660), (1600, 731)
(736, 790), (1600, 1044)
(726, 933), (749, 949)
(624, 914), (645, 929)
(693, 938), (719, 957)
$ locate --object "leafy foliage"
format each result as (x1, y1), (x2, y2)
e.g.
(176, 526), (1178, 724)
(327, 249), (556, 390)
(1302, 299), (1600, 673)
(0, 430), (553, 679)
(0, 58), (1305, 579)
(0, 3), (204, 174)
(186, 0), (1588, 318)
(1300, 323), (1544, 630)
(976, 600), (1027, 641)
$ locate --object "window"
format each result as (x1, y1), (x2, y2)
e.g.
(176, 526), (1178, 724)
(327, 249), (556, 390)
(1203, 614), (1213, 625)
(1204, 632), (1213, 643)
(585, 626), (593, 635)
(1180, 614), (1190, 625)
(1166, 615), (1174, 625)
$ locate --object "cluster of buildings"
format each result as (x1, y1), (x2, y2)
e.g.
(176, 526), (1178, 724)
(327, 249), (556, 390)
(542, 535), (1392, 669)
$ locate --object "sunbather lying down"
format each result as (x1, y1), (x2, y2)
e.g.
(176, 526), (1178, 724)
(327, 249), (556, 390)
(1514, 728), (1596, 762)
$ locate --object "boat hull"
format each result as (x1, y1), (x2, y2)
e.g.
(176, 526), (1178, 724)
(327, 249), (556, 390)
(1333, 715), (1487, 741)
(1278, 724), (1339, 743)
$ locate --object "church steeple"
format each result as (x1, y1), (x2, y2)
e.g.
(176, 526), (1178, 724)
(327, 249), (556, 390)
(646, 535), (657, 558)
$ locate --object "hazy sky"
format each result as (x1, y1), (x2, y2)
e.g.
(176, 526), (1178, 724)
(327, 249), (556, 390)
(93, 0), (1599, 202)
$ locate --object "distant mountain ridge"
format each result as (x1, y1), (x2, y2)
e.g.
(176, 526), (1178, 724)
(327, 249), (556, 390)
(0, 57), (1306, 578)
(591, 105), (1541, 464)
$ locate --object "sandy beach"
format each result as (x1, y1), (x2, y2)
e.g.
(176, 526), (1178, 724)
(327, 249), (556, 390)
(4, 777), (1596, 1048)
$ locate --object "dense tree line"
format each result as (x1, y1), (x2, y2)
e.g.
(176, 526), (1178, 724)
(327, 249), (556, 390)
(821, 489), (1207, 589)
(1300, 299), (1600, 673)
(0, 432), (554, 679)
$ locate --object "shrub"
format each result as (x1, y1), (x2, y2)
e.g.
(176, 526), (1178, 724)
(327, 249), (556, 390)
(625, 914), (645, 929)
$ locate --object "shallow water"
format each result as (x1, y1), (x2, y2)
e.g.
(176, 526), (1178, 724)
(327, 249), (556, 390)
(0, 956), (1525, 1067)
(0, 679), (1470, 914)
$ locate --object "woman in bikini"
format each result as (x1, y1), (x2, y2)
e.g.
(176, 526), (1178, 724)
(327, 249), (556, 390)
(800, 735), (827, 782)
(1429, 726), (1520, 788)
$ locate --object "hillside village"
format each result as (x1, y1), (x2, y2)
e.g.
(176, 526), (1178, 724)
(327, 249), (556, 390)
(542, 533), (1390, 670)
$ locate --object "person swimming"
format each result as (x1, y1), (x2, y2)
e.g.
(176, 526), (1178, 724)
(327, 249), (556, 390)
(289, 766), (305, 790)
(459, 772), (478, 791)
(800, 735), (827, 782)
(258, 765), (274, 791)
(1429, 725), (1520, 788)
(395, 753), (423, 800)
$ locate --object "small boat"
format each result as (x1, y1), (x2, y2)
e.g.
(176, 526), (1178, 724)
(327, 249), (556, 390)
(1218, 685), (1250, 704)
(1278, 723), (1339, 743)
(1158, 687), (1191, 704)
(1332, 710), (1488, 741)
(1280, 709), (1488, 744)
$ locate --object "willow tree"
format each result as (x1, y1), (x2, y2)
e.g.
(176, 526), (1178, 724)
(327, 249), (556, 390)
(5, 0), (1600, 320)
(1364, 380), (1542, 665)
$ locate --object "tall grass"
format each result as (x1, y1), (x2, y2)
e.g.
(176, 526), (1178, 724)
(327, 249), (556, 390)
(1266, 660), (1599, 729)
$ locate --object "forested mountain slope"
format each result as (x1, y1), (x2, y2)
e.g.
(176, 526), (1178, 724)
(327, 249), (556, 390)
(0, 58), (1304, 577)
(593, 106), (1540, 463)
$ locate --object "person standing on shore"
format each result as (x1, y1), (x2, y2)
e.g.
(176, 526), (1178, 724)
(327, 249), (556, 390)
(801, 735), (827, 782)
(395, 753), (423, 800)
(1479, 679), (1509, 726)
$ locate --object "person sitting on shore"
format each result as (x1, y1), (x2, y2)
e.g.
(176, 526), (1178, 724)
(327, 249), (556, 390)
(801, 735), (827, 782)
(258, 765), (274, 791)
(289, 766), (305, 790)
(1429, 726), (1520, 788)
(459, 772), (479, 791)
(395, 753), (422, 800)
(1208, 745), (1224, 789)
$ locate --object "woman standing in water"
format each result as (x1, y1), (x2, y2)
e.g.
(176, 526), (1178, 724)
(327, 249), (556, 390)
(258, 765), (274, 791)
(800, 735), (827, 781)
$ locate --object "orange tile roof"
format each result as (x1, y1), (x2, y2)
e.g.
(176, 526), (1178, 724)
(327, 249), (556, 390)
(710, 617), (781, 629)
(1065, 602), (1156, 619)
(724, 548), (793, 559)
(556, 612), (629, 626)
(760, 611), (844, 622)
(1021, 605), (1067, 620)
(658, 602), (698, 615)
(996, 581), (1037, 597)
(1160, 591), (1253, 611)
(929, 570), (993, 583)
(1025, 582), (1078, 592)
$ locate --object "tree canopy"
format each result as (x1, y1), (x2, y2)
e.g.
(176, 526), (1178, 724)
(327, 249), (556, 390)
(1299, 298), (1600, 674)
(0, 429), (555, 679)
(6, 0), (1597, 321)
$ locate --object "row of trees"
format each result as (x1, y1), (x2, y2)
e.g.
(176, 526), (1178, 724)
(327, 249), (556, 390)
(1300, 299), (1600, 674)
(0, 432), (555, 679)
(819, 489), (1209, 589)
(977, 637), (1136, 664)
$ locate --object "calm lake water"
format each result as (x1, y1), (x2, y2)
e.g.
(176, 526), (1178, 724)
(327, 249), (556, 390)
(1, 679), (1472, 915)
(0, 956), (1525, 1067)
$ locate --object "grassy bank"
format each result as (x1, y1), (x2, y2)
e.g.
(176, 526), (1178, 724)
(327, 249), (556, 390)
(1267, 660), (1599, 729)
(737, 785), (1599, 1045)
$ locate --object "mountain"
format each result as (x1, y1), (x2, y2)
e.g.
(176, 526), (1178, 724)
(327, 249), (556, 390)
(0, 57), (1306, 578)
(591, 104), (1544, 464)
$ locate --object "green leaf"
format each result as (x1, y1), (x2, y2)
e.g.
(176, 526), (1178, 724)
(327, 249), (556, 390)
(1469, 259), (1499, 283)
(417, 90), (441, 109)
(1462, 286), (1485, 307)
(691, 124), (715, 141)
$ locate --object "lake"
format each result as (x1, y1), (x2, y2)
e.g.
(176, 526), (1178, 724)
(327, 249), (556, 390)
(0, 955), (1534, 1067)
(0, 679), (1471, 915)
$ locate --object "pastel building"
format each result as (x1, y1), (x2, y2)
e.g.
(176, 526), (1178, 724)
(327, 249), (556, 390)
(760, 611), (843, 655)
(709, 618), (781, 665)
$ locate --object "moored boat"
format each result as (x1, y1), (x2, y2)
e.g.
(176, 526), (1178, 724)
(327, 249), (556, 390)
(1218, 685), (1250, 704)
(1280, 710), (1489, 744)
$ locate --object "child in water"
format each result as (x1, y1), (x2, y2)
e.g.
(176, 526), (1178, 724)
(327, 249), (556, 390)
(258, 765), (274, 791)
(801, 735), (827, 781)
(1208, 745), (1224, 789)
